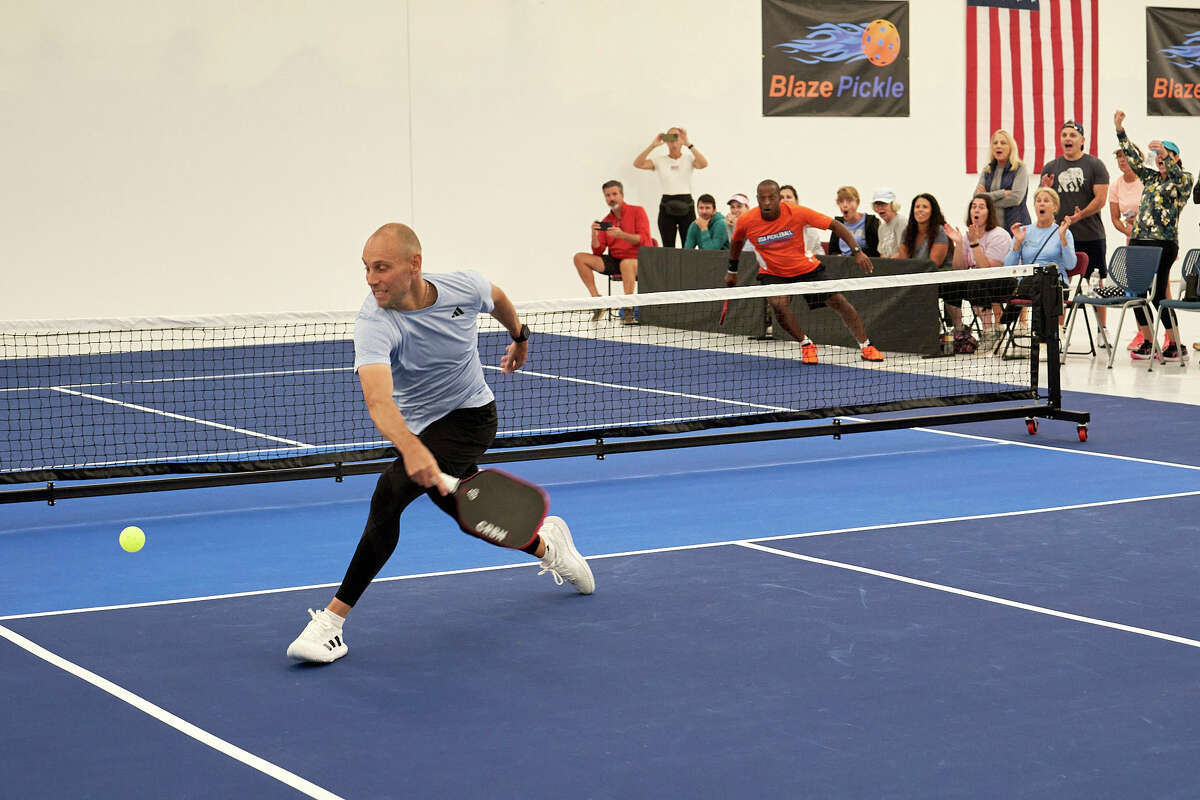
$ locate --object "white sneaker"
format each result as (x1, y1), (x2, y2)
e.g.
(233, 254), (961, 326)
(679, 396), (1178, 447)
(286, 608), (348, 663)
(537, 516), (595, 594)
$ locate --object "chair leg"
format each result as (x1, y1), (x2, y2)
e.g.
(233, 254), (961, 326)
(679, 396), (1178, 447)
(1145, 302), (1161, 373)
(1107, 308), (1126, 369)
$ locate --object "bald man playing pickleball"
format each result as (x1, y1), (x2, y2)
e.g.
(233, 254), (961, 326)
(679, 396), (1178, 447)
(287, 223), (594, 664)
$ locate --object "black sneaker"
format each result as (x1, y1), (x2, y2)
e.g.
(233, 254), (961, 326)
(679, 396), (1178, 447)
(1130, 341), (1154, 360)
(1159, 343), (1187, 362)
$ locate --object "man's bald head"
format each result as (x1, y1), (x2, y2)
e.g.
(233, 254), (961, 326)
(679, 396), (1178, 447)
(368, 223), (422, 260)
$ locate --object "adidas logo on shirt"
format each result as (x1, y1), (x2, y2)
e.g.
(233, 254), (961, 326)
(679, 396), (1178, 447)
(452, 307), (464, 317)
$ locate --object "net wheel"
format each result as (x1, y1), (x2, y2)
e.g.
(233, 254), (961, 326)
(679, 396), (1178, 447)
(1025, 418), (1038, 435)
(1077, 425), (1088, 442)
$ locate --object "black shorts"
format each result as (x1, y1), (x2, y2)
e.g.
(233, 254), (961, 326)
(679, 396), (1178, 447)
(1075, 238), (1107, 279)
(600, 254), (624, 276)
(757, 265), (833, 310)
(417, 401), (498, 479)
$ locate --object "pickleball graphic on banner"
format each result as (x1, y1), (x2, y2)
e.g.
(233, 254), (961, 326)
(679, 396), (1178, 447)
(762, 0), (910, 117)
(1147, 7), (1200, 116)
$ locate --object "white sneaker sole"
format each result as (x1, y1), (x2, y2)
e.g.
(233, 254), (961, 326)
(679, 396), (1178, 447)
(541, 516), (595, 595)
(287, 639), (347, 663)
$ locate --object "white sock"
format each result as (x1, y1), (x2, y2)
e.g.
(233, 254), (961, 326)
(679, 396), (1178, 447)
(858, 339), (871, 348)
(322, 608), (345, 628)
(799, 336), (813, 346)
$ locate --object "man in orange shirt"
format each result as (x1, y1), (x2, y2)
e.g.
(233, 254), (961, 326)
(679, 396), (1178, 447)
(572, 179), (653, 323)
(725, 180), (884, 363)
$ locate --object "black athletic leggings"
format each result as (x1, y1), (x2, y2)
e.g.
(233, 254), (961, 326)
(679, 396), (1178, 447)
(657, 194), (695, 248)
(1130, 238), (1179, 330)
(334, 402), (498, 607)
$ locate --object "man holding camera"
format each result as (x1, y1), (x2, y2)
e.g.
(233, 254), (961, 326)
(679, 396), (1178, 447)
(572, 179), (653, 322)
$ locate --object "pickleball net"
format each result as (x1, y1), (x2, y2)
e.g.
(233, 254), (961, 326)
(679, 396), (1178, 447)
(2, 265), (1042, 484)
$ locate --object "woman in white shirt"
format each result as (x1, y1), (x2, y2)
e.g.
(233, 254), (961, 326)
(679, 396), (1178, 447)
(633, 126), (709, 247)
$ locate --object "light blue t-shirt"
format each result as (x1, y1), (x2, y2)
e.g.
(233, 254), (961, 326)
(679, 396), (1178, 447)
(838, 215), (867, 255)
(1003, 223), (1077, 282)
(353, 270), (496, 435)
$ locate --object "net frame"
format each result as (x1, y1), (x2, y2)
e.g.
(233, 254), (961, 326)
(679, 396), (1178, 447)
(3, 264), (1088, 498)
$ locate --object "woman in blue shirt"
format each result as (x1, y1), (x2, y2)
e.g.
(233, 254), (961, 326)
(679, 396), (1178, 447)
(1003, 186), (1075, 282)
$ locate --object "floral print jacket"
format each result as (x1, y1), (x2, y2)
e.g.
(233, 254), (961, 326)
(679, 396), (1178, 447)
(1118, 130), (1193, 242)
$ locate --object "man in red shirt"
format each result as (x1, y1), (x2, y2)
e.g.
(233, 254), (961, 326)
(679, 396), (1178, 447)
(573, 179), (653, 323)
(725, 179), (884, 363)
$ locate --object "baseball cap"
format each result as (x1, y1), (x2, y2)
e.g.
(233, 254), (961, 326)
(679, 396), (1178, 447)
(727, 193), (750, 206)
(872, 187), (896, 204)
(1060, 120), (1085, 135)
(1162, 140), (1181, 156)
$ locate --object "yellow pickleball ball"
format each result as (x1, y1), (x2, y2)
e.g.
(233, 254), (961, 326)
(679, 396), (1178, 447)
(119, 526), (145, 553)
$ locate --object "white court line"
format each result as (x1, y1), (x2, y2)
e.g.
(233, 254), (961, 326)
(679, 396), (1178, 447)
(0, 624), (343, 800)
(2, 366), (348, 393)
(5, 487), (1198, 624)
(482, 364), (794, 413)
(838, 413), (1200, 473)
(735, 541), (1200, 650)
(49, 387), (311, 448)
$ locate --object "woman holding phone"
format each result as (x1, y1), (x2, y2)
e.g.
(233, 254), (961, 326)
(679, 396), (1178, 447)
(633, 126), (710, 247)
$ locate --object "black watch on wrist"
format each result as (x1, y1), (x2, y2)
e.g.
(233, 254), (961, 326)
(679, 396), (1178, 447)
(687, 144), (695, 150)
(728, 258), (740, 273)
(511, 323), (530, 343)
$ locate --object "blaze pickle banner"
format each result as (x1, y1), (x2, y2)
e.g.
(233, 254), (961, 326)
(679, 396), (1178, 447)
(763, 0), (910, 117)
(1147, 7), (1200, 116)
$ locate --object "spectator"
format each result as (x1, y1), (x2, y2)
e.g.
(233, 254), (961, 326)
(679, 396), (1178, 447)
(633, 126), (709, 248)
(1040, 120), (1110, 294)
(782, 184), (824, 256)
(974, 129), (1032, 229)
(943, 194), (1013, 343)
(572, 179), (652, 323)
(898, 193), (953, 268)
(872, 188), (906, 257)
(1114, 110), (1194, 361)
(1003, 187), (1076, 282)
(1109, 144), (1145, 244)
(726, 193), (754, 252)
(828, 186), (881, 257)
(683, 193), (730, 250)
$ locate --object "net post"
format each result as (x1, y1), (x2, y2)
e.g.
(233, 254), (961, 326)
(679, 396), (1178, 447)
(595, 438), (606, 461)
(46, 481), (55, 507)
(334, 461), (344, 483)
(1038, 264), (1064, 409)
(832, 418), (842, 440)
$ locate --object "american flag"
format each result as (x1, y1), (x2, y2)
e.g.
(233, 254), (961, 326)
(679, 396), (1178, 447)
(965, 0), (1099, 174)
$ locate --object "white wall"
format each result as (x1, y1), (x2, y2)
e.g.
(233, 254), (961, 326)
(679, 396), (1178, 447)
(2, 0), (1197, 320)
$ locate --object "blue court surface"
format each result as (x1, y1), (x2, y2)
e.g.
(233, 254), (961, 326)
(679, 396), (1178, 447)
(2, 390), (1199, 798)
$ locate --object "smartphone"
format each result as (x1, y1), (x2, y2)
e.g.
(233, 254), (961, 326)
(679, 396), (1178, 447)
(597, 221), (613, 230)
(661, 133), (678, 143)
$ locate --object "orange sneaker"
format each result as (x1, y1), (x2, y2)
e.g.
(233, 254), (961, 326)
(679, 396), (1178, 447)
(860, 344), (885, 362)
(800, 342), (819, 364)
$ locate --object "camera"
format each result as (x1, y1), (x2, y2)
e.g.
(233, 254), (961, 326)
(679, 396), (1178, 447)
(596, 221), (613, 230)
(661, 133), (678, 143)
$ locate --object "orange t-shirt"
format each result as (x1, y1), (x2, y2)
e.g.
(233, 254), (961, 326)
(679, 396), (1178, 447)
(732, 203), (833, 277)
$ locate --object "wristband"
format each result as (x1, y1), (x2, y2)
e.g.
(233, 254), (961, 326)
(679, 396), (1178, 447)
(969, 242), (981, 248)
(728, 259), (740, 273)
(511, 323), (530, 343)
(687, 144), (695, 150)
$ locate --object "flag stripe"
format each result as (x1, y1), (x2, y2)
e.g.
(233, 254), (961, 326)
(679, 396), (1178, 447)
(989, 9), (1002, 143)
(1008, 11), (1024, 170)
(966, 4), (979, 173)
(1071, 0), (1085, 126)
(966, 1), (1098, 173)
(1030, 10), (1045, 171)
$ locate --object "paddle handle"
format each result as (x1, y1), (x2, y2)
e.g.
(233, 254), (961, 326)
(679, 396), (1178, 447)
(440, 472), (461, 494)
